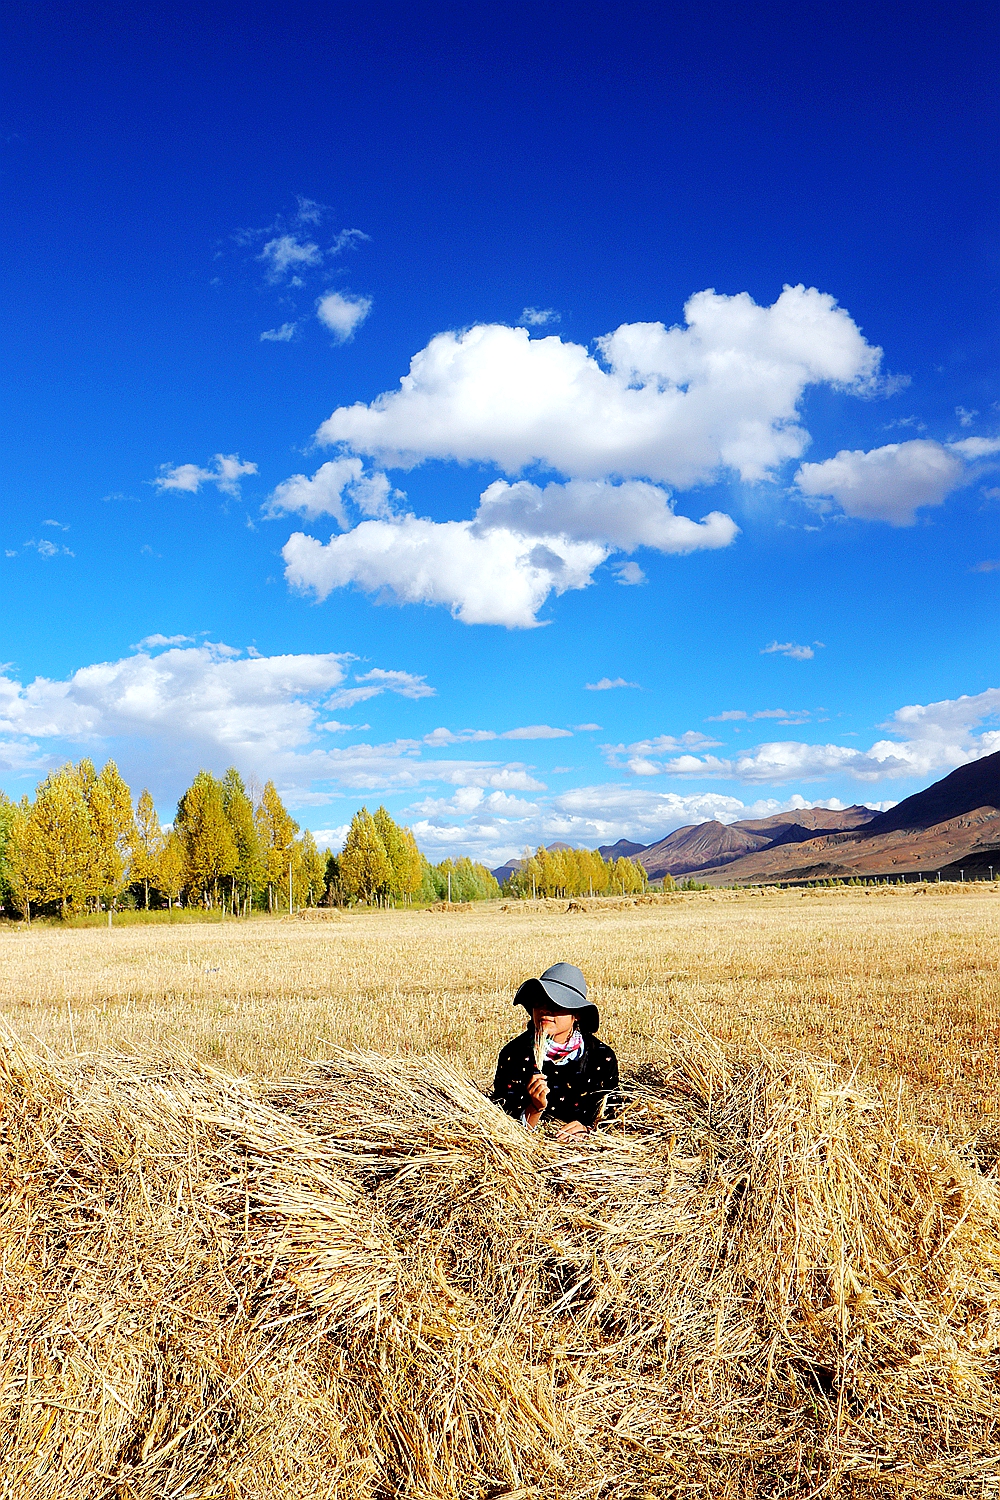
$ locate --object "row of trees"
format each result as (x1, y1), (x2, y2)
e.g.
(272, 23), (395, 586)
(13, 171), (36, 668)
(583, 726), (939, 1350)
(326, 806), (501, 906)
(504, 843), (648, 898)
(0, 761), (325, 919)
(0, 765), (650, 919)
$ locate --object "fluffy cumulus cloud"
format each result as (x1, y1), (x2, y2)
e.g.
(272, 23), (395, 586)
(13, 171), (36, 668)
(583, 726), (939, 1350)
(795, 430), (1000, 525)
(270, 284), (901, 626)
(316, 291), (372, 342)
(264, 458), (397, 525)
(474, 478), (737, 553)
(282, 517), (609, 628)
(0, 642), (555, 803)
(154, 455), (257, 498)
(404, 782), (887, 866)
(317, 285), (880, 481)
(607, 688), (1000, 785)
(795, 439), (965, 525)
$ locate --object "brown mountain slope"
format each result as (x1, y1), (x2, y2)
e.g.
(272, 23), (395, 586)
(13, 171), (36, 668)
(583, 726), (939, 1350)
(860, 750), (1000, 834)
(639, 805), (876, 879)
(699, 752), (1000, 884)
(703, 805), (1000, 885)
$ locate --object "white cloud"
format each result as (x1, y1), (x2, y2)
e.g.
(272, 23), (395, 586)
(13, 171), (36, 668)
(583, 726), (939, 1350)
(956, 406), (978, 427)
(474, 477), (738, 553)
(264, 459), (397, 525)
(260, 234), (322, 281)
(950, 435), (1000, 460)
(353, 668), (435, 700)
(25, 538), (73, 558)
(795, 439), (964, 525)
(42, 519), (69, 530)
(402, 781), (884, 866)
(706, 709), (812, 722)
(619, 687), (1000, 785)
(317, 284), (881, 484)
(316, 291), (372, 342)
(604, 731), (722, 776)
(284, 283), (890, 627)
(154, 454), (258, 498)
(420, 724), (570, 745)
(260, 322), (297, 342)
(277, 472), (734, 627)
(761, 641), (816, 660)
(500, 725), (571, 740)
(520, 307), (560, 326)
(0, 643), (552, 802)
(131, 633), (194, 650)
(586, 677), (639, 691)
(282, 516), (608, 628)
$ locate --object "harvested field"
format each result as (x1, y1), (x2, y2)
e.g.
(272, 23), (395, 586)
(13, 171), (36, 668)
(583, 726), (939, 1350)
(2, 888), (1000, 1498)
(1, 886), (999, 1134)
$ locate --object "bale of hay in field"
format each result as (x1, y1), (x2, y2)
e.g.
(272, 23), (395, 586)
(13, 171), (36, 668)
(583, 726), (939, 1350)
(1, 1028), (999, 1500)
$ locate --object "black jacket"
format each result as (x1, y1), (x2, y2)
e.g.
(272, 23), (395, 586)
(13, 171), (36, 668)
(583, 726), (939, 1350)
(492, 1027), (620, 1127)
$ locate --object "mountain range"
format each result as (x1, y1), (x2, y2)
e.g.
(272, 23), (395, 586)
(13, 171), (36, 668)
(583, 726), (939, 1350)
(490, 751), (1000, 886)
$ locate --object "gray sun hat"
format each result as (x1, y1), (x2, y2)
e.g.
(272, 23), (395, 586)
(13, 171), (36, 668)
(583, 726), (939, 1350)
(513, 962), (600, 1032)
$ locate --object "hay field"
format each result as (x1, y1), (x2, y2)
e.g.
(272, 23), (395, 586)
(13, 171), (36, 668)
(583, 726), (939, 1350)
(1, 884), (998, 1135)
(4, 887), (1000, 1500)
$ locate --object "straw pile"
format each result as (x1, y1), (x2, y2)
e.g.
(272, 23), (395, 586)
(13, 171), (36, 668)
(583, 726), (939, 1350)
(2, 1028), (999, 1500)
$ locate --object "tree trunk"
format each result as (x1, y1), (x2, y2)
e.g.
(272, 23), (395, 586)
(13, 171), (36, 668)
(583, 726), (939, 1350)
(144, 879), (149, 910)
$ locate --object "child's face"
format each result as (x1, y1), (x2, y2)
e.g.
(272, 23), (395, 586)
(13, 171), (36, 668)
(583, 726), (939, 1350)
(531, 1003), (576, 1042)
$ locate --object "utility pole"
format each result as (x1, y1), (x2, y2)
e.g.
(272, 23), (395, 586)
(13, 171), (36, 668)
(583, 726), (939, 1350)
(447, 871), (452, 903)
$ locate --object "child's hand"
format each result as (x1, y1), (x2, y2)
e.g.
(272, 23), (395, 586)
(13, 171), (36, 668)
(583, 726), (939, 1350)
(526, 1072), (549, 1111)
(555, 1120), (589, 1143)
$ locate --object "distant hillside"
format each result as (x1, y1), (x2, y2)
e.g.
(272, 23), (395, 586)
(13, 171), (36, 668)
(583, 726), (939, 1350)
(638, 806), (876, 879)
(596, 838), (648, 860)
(697, 752), (1000, 885)
(861, 751), (1000, 835)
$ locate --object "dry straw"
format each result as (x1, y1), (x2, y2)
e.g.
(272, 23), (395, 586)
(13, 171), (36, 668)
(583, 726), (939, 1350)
(1, 1022), (999, 1499)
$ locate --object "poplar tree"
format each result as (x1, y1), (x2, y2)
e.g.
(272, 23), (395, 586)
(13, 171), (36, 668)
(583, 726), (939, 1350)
(17, 766), (96, 917)
(255, 780), (299, 912)
(222, 767), (264, 914)
(294, 829), (327, 906)
(156, 831), (186, 908)
(373, 806), (423, 903)
(340, 807), (391, 905)
(0, 793), (17, 911)
(79, 759), (137, 909)
(131, 789), (166, 909)
(174, 771), (237, 907)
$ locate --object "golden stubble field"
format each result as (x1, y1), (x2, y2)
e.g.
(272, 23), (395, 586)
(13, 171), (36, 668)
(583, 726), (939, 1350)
(2, 883), (998, 1136)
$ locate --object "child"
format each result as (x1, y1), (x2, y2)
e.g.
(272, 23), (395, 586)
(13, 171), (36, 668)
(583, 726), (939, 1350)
(492, 962), (619, 1141)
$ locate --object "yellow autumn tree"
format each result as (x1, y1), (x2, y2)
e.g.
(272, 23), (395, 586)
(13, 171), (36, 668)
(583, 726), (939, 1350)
(174, 771), (237, 907)
(340, 807), (391, 905)
(156, 831), (186, 908)
(131, 789), (166, 909)
(15, 766), (97, 918)
(222, 768), (264, 915)
(78, 759), (137, 909)
(293, 829), (327, 907)
(254, 780), (299, 912)
(373, 806), (424, 904)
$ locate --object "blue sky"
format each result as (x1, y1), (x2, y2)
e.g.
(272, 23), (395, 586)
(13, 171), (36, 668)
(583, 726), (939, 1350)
(2, 0), (999, 862)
